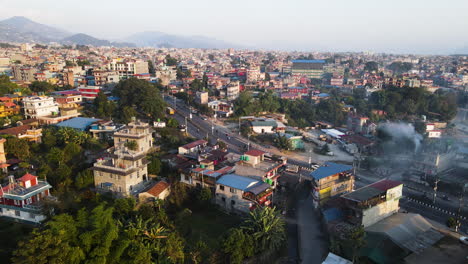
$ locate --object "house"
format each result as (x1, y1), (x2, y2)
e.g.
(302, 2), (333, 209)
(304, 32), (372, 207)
(22, 96), (59, 119)
(234, 149), (285, 188)
(341, 179), (403, 227)
(0, 174), (53, 223)
(215, 174), (273, 213)
(89, 120), (124, 140)
(138, 180), (171, 202)
(178, 139), (208, 155)
(113, 120), (154, 154)
(276, 133), (304, 150)
(0, 125), (42, 142)
(306, 162), (354, 207)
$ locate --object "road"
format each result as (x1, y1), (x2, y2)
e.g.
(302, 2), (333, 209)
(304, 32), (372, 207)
(164, 95), (312, 168)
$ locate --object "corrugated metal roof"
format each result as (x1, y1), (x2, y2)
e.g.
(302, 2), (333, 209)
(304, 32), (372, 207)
(216, 174), (259, 191)
(56, 117), (101, 131)
(246, 182), (270, 195)
(308, 162), (352, 180)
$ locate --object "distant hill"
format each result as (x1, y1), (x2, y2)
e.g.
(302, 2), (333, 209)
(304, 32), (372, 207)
(0, 16), (70, 43)
(61, 33), (136, 47)
(125, 31), (240, 49)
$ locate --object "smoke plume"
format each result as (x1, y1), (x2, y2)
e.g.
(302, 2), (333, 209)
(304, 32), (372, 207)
(377, 122), (423, 153)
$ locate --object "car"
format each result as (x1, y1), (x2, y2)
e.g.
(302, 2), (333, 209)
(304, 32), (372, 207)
(201, 116), (208, 121)
(460, 236), (468, 245)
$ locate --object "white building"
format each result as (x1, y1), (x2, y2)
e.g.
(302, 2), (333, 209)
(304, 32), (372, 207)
(107, 59), (149, 78)
(23, 96), (59, 119)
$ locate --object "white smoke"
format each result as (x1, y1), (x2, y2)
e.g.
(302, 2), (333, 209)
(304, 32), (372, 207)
(378, 122), (423, 153)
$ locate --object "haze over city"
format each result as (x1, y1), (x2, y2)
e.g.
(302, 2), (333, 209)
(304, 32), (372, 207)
(1, 0), (468, 54)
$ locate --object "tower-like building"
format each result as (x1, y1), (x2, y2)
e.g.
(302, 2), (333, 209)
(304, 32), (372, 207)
(92, 120), (153, 196)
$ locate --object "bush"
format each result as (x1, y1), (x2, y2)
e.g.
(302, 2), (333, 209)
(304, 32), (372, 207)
(446, 217), (457, 228)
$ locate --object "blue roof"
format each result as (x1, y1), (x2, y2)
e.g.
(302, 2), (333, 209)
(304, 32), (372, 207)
(292, 59), (326, 64)
(216, 174), (260, 191)
(308, 162), (352, 180)
(56, 117), (101, 131)
(317, 93), (330, 97)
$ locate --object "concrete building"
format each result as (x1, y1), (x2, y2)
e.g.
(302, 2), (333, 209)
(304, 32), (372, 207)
(11, 65), (36, 82)
(234, 149), (285, 188)
(113, 120), (153, 154)
(0, 174), (53, 223)
(178, 139), (208, 155)
(226, 81), (240, 101)
(291, 60), (325, 79)
(306, 162), (354, 207)
(22, 96), (59, 119)
(341, 179), (403, 227)
(107, 59), (149, 79)
(77, 85), (103, 100)
(215, 174), (273, 213)
(138, 180), (171, 202)
(196, 91), (209, 105)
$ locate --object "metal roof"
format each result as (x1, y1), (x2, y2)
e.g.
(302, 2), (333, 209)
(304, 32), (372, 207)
(308, 162), (352, 180)
(246, 182), (271, 195)
(292, 59), (326, 64)
(216, 174), (260, 191)
(56, 117), (101, 131)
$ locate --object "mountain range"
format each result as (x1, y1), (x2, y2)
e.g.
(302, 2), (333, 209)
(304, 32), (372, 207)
(0, 16), (239, 49)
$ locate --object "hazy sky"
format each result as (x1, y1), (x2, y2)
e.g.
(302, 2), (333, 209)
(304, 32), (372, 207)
(1, 0), (467, 54)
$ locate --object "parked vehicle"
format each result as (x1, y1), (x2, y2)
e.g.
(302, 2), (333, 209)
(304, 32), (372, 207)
(459, 236), (468, 245)
(166, 107), (175, 115)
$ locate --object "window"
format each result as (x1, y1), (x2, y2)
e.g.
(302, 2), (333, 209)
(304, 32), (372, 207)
(230, 188), (236, 194)
(15, 210), (20, 216)
(231, 200), (236, 205)
(29, 213), (35, 218)
(219, 185), (224, 191)
(221, 197), (226, 202)
(184, 175), (190, 181)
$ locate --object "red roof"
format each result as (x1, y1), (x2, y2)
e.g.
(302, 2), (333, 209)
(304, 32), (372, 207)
(19, 173), (37, 182)
(181, 139), (208, 150)
(4, 102), (17, 108)
(145, 181), (170, 197)
(245, 149), (265, 157)
(369, 179), (402, 191)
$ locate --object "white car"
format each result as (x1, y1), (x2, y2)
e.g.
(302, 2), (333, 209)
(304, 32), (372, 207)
(460, 236), (468, 245)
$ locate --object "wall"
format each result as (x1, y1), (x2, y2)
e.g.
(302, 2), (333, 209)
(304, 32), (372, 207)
(361, 199), (400, 227)
(215, 184), (250, 213)
(0, 207), (46, 223)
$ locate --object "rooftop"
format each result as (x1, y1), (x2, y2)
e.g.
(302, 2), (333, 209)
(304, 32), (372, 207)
(308, 162), (352, 180)
(216, 174), (260, 191)
(245, 149), (266, 157)
(292, 59), (326, 64)
(181, 139), (208, 150)
(56, 117), (101, 131)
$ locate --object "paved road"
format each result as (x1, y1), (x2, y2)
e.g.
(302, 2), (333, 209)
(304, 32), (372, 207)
(297, 193), (328, 264)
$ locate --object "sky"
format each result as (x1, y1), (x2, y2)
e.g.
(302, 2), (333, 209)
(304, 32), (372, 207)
(1, 0), (467, 54)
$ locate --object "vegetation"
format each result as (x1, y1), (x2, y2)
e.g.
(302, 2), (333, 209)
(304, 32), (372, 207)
(165, 55), (178, 66)
(124, 140), (138, 151)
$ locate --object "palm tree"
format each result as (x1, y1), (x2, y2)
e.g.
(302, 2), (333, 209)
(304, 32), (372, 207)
(243, 206), (286, 253)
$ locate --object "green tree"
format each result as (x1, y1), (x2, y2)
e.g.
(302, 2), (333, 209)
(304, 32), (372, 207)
(347, 226), (366, 263)
(265, 72), (271, 81)
(5, 137), (30, 160)
(275, 133), (292, 150)
(364, 61), (378, 73)
(93, 91), (115, 119)
(29, 81), (56, 93)
(148, 60), (155, 76)
(234, 92), (255, 116)
(76, 60), (91, 67)
(166, 233), (185, 263)
(148, 157), (161, 175)
(124, 140), (138, 151)
(222, 228), (254, 264)
(165, 55), (178, 66)
(75, 169), (94, 189)
(243, 206), (285, 254)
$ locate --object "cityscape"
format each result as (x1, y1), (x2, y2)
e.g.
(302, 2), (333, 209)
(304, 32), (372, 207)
(0, 1), (467, 264)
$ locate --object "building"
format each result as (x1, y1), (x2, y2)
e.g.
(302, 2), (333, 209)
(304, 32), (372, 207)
(11, 65), (36, 82)
(234, 149), (285, 188)
(107, 59), (149, 79)
(51, 90), (83, 105)
(180, 166), (234, 189)
(341, 179), (403, 227)
(226, 81), (240, 101)
(215, 174), (273, 213)
(22, 96), (59, 119)
(0, 174), (53, 223)
(196, 91), (209, 105)
(291, 60), (325, 79)
(89, 120), (124, 140)
(0, 125), (42, 143)
(138, 180), (170, 202)
(307, 162), (354, 206)
(178, 139), (208, 155)
(0, 101), (20, 117)
(92, 144), (150, 196)
(347, 113), (370, 134)
(113, 120), (153, 154)
(77, 85), (103, 100)
(56, 117), (102, 131)
(207, 100), (234, 117)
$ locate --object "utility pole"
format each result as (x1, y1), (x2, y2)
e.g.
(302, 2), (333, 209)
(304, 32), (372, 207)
(238, 117), (241, 135)
(185, 117), (188, 136)
(308, 149), (312, 168)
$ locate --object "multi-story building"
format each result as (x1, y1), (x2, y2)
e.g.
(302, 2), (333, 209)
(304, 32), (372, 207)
(77, 85), (103, 100)
(11, 65), (36, 82)
(0, 174), (53, 223)
(215, 173), (273, 213)
(291, 60), (325, 79)
(107, 59), (149, 79)
(113, 120), (153, 154)
(51, 90), (83, 105)
(341, 179), (403, 227)
(178, 139), (208, 155)
(196, 91), (209, 105)
(307, 162), (354, 207)
(22, 96), (59, 119)
(234, 149), (285, 188)
(226, 81), (240, 101)
(180, 166), (234, 190)
(0, 125), (42, 143)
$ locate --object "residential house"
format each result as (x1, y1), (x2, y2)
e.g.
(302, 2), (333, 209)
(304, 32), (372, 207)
(341, 179), (403, 227)
(234, 149), (285, 188)
(113, 120), (154, 154)
(138, 180), (171, 202)
(306, 162), (354, 207)
(215, 174), (273, 213)
(0, 125), (42, 143)
(0, 174), (53, 223)
(178, 139), (208, 155)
